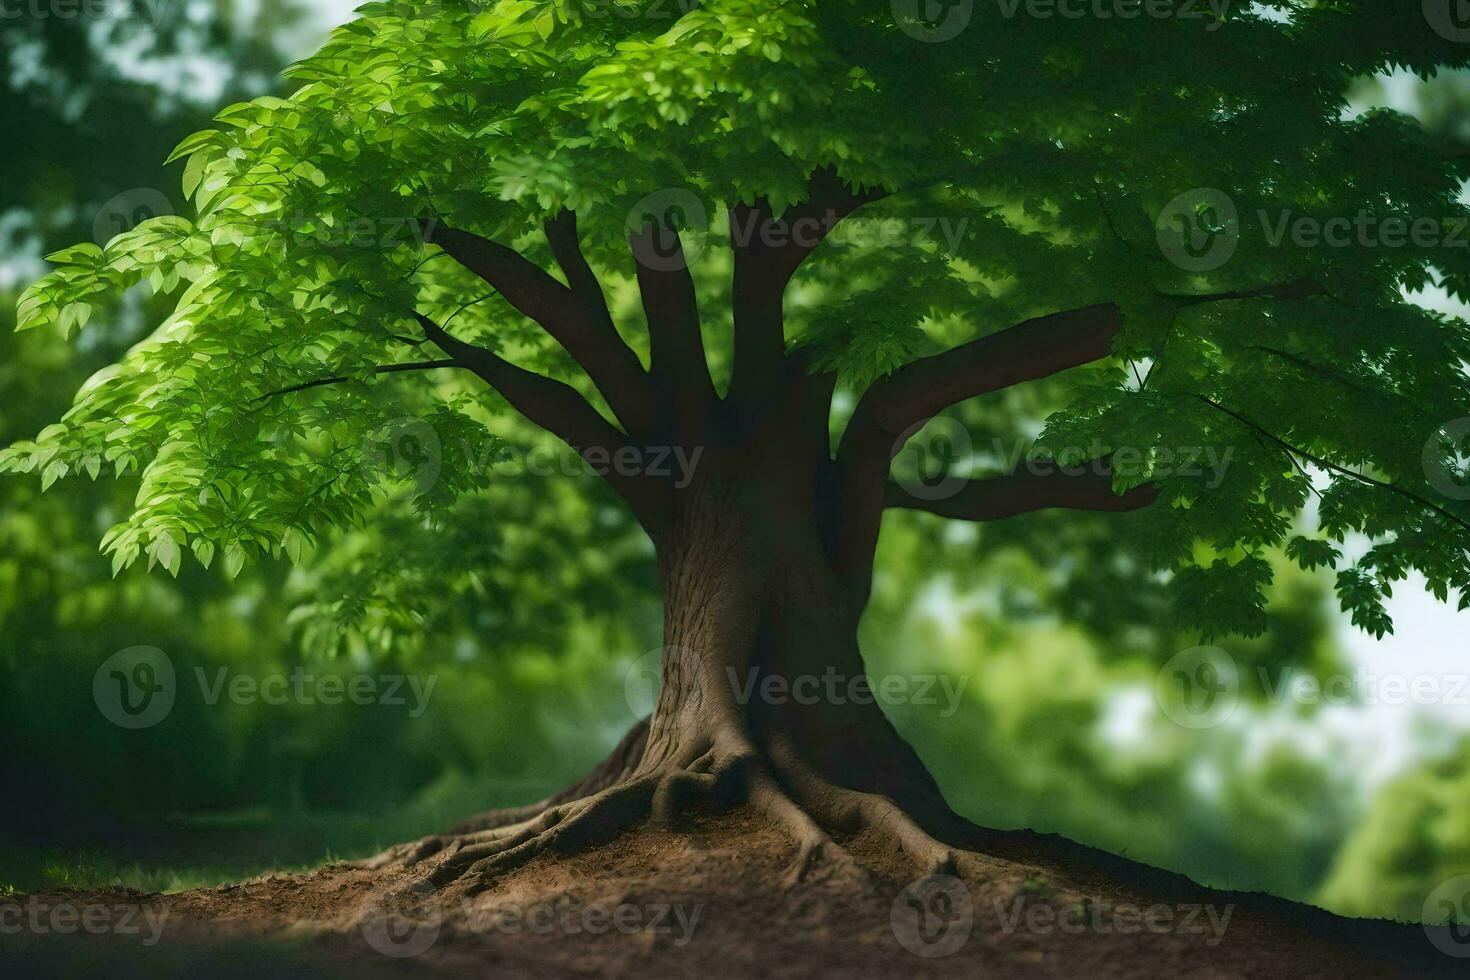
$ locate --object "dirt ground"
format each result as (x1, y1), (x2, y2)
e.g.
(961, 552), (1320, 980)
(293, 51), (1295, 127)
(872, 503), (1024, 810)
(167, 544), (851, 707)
(3, 805), (1462, 978)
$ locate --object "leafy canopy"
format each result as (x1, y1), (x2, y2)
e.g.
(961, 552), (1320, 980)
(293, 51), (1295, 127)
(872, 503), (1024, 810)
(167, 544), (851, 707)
(6, 0), (1470, 640)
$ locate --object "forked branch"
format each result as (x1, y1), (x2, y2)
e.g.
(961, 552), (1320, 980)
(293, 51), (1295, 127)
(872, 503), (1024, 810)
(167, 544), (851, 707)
(420, 219), (652, 432)
(628, 220), (718, 430)
(415, 312), (669, 532)
(728, 168), (888, 401)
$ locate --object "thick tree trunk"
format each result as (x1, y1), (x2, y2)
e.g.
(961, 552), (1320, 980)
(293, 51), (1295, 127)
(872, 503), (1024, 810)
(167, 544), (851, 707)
(643, 475), (959, 832)
(412, 511), (954, 891)
(377, 405), (971, 886)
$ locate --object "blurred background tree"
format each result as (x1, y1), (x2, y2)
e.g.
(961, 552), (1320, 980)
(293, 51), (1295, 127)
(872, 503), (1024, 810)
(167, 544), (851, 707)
(1, 2), (1466, 922)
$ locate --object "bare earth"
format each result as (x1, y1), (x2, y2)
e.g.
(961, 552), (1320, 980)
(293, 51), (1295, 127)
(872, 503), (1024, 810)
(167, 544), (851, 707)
(4, 806), (1459, 978)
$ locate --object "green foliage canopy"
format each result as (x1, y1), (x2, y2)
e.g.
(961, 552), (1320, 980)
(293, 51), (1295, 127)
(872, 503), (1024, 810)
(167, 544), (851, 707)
(6, 0), (1470, 641)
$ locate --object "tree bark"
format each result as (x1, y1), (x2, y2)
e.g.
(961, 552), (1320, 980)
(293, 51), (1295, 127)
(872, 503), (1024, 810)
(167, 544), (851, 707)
(378, 423), (973, 886)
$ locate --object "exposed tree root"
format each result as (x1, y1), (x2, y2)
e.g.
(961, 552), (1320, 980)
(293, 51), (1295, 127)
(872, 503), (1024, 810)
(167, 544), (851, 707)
(447, 716), (653, 835)
(366, 718), (970, 897)
(767, 733), (959, 878)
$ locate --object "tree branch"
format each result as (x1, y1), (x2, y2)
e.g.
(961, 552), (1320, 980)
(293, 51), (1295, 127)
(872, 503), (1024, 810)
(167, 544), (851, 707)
(860, 302), (1125, 439)
(1158, 276), (1334, 307)
(628, 221), (718, 431)
(253, 360), (458, 402)
(543, 209), (605, 303)
(830, 302), (1125, 590)
(415, 312), (669, 533)
(420, 219), (652, 433)
(883, 462), (1158, 522)
(727, 168), (888, 402)
(1158, 278), (1327, 307)
(1196, 395), (1470, 535)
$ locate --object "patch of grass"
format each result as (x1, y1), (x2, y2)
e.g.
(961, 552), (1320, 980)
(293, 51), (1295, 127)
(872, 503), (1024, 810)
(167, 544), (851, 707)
(0, 769), (557, 894)
(1017, 875), (1056, 901)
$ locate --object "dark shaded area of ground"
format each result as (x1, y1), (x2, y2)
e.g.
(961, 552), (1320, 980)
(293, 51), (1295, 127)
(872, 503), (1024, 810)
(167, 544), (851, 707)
(3, 806), (1463, 979)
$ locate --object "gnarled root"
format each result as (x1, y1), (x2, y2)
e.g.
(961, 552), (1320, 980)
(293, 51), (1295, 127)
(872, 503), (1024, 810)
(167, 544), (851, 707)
(450, 716), (653, 835)
(369, 717), (974, 896)
(767, 733), (959, 877)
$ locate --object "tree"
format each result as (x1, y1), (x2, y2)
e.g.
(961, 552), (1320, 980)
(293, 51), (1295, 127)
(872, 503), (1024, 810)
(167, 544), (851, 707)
(6, 0), (1470, 887)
